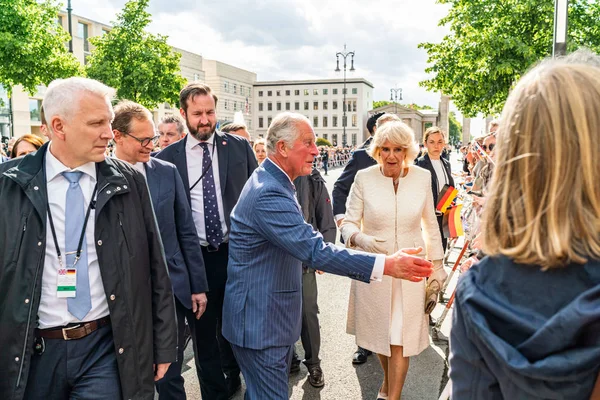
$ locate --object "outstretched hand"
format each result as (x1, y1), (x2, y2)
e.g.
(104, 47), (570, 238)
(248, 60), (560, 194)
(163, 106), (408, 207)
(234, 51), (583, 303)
(383, 247), (433, 282)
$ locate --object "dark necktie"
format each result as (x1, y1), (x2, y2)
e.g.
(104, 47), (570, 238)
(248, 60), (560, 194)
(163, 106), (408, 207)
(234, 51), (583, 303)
(199, 142), (223, 248)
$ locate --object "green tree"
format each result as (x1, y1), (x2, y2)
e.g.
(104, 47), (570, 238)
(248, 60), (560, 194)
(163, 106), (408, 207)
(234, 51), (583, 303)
(0, 0), (82, 98)
(85, 0), (185, 109)
(419, 0), (600, 116)
(316, 137), (332, 147)
(448, 111), (462, 145)
(372, 100), (391, 109)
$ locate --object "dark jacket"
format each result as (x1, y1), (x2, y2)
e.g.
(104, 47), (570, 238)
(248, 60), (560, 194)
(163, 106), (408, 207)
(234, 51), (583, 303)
(331, 147), (376, 216)
(450, 255), (600, 399)
(415, 153), (454, 207)
(294, 168), (337, 250)
(144, 158), (208, 308)
(0, 144), (177, 400)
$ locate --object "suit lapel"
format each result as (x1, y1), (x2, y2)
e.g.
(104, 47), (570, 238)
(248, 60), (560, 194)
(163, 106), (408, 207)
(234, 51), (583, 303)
(144, 159), (160, 207)
(171, 136), (191, 202)
(216, 131), (228, 196)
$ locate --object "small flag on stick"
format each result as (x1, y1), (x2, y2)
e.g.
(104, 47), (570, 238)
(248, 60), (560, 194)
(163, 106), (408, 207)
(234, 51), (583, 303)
(442, 204), (464, 238)
(436, 184), (458, 214)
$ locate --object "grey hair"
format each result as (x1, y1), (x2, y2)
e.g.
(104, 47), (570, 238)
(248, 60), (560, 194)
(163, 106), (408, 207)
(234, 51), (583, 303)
(265, 112), (310, 155)
(563, 47), (600, 68)
(159, 114), (186, 135)
(375, 113), (401, 129)
(43, 77), (115, 132)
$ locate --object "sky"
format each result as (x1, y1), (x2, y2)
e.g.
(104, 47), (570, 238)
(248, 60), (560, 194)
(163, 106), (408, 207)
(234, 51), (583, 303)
(67, 0), (487, 136)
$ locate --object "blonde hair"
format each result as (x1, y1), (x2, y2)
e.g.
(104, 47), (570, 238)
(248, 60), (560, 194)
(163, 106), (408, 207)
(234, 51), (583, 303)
(253, 138), (266, 152)
(423, 126), (447, 145)
(375, 113), (401, 129)
(368, 120), (419, 165)
(482, 60), (600, 268)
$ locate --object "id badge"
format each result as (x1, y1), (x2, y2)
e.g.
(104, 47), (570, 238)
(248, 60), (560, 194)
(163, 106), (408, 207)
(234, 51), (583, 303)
(57, 268), (77, 298)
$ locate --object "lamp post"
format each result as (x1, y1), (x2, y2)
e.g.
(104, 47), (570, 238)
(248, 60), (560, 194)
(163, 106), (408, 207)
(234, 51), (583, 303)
(553, 0), (569, 57)
(67, 0), (73, 53)
(390, 87), (402, 114)
(335, 45), (355, 147)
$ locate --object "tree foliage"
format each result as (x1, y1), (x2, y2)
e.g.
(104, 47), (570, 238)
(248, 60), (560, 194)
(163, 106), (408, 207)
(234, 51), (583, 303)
(419, 0), (600, 116)
(0, 0), (82, 97)
(448, 111), (462, 145)
(85, 0), (185, 109)
(372, 100), (435, 111)
(316, 137), (332, 147)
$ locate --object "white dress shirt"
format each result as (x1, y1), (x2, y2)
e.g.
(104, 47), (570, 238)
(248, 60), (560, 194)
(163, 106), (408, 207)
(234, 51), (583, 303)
(38, 145), (109, 328)
(268, 158), (384, 282)
(112, 153), (146, 178)
(431, 159), (447, 193)
(186, 133), (228, 246)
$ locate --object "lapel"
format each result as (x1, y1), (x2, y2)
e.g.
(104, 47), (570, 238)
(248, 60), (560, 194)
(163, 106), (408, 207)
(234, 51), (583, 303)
(144, 158), (160, 208)
(95, 158), (131, 217)
(171, 136), (190, 200)
(263, 158), (295, 195)
(424, 154), (440, 199)
(215, 131), (228, 196)
(3, 143), (49, 221)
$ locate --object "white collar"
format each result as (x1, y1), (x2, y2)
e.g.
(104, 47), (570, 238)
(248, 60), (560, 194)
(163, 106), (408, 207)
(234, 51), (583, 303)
(45, 143), (96, 183)
(186, 132), (215, 151)
(112, 152), (146, 172)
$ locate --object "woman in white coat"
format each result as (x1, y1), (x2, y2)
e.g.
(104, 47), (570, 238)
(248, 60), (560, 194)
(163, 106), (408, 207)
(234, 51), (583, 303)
(341, 120), (446, 400)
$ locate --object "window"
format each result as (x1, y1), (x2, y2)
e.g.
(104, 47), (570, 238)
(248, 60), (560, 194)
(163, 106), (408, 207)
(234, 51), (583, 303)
(233, 101), (237, 111)
(323, 101), (328, 110)
(29, 99), (42, 121)
(333, 101), (338, 110)
(258, 91), (263, 97)
(268, 117), (272, 126)
(248, 120), (252, 130)
(323, 116), (328, 127)
(285, 102), (291, 111)
(294, 102), (300, 111)
(193, 73), (200, 82)
(267, 102), (272, 111)
(224, 100), (229, 110)
(233, 84), (237, 94)
(323, 88), (328, 95)
(258, 102), (263, 111)
(259, 117), (264, 128)
(285, 90), (291, 96)
(77, 22), (89, 52)
(304, 101), (309, 111)
(333, 89), (338, 95)
(353, 100), (357, 112)
(294, 90), (300, 96)
(240, 86), (245, 96)
(313, 116), (318, 127)
(352, 114), (357, 127)
(332, 134), (338, 145)
(313, 89), (318, 95)
(276, 102), (281, 111)
(304, 89), (309, 96)
(313, 101), (318, 111)
(323, 134), (328, 141)
(276, 90), (281, 96)
(267, 90), (272, 96)
(352, 88), (358, 95)
(102, 28), (110, 36)
(333, 116), (338, 127)
(343, 88), (347, 94)
(352, 133), (357, 145)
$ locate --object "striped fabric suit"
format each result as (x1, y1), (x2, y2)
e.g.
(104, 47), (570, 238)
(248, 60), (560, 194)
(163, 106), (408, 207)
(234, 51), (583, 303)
(222, 158), (377, 399)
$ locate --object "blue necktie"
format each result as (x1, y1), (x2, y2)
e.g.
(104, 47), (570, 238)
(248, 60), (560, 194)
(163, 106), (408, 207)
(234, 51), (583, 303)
(199, 143), (224, 249)
(63, 171), (91, 320)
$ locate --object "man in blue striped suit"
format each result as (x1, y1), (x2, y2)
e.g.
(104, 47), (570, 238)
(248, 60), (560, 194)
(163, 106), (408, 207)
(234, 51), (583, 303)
(222, 113), (434, 400)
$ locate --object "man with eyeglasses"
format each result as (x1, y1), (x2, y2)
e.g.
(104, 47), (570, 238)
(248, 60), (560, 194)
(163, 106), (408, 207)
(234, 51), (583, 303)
(112, 100), (209, 399)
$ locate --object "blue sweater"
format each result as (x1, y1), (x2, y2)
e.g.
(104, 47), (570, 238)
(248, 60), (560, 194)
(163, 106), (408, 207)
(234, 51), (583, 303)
(450, 255), (600, 399)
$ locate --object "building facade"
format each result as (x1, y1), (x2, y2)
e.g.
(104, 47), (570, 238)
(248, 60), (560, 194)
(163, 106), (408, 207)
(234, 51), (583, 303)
(252, 78), (374, 146)
(368, 103), (440, 143)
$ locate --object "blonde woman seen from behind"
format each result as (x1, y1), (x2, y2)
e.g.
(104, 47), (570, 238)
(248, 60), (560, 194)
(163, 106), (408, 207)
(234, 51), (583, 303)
(341, 121), (445, 400)
(449, 57), (600, 399)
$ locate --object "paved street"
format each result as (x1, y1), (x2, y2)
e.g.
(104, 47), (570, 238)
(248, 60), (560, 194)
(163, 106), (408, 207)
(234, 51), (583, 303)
(178, 154), (464, 399)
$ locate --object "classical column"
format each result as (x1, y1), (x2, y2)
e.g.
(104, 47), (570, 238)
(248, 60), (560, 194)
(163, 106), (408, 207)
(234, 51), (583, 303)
(462, 116), (471, 144)
(439, 94), (450, 134)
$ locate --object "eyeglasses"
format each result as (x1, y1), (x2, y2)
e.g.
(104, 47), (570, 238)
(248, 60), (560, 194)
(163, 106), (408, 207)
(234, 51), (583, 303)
(122, 131), (160, 147)
(482, 144), (495, 151)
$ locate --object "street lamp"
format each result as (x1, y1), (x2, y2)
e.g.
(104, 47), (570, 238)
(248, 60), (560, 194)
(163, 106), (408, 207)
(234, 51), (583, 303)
(553, 0), (569, 57)
(335, 44), (355, 147)
(67, 0), (74, 53)
(390, 87), (402, 114)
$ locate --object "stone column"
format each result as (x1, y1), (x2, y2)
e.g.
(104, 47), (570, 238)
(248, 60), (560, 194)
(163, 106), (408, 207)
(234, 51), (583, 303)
(484, 115), (494, 134)
(439, 94), (450, 135)
(462, 116), (471, 144)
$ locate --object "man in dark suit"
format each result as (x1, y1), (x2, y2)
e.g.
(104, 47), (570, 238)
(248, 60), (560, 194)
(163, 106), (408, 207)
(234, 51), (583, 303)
(222, 112), (433, 399)
(331, 111), (383, 365)
(156, 83), (258, 400)
(112, 100), (209, 399)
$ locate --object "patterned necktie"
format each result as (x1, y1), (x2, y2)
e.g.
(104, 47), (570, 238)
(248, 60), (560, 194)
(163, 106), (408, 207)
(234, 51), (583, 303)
(199, 143), (223, 249)
(62, 171), (91, 320)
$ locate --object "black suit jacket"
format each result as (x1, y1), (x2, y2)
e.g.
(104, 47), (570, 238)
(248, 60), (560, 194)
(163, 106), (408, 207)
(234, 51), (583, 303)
(415, 153), (455, 207)
(332, 147), (377, 216)
(144, 157), (208, 308)
(154, 131), (258, 231)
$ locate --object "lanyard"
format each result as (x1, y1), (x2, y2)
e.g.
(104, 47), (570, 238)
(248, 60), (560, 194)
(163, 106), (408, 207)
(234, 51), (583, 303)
(47, 181), (98, 269)
(190, 134), (217, 191)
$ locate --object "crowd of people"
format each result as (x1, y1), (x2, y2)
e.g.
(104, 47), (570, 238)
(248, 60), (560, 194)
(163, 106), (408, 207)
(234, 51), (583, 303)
(0, 49), (599, 400)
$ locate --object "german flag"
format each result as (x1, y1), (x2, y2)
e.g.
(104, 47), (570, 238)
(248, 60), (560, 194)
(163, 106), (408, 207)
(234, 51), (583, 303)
(436, 185), (458, 214)
(442, 205), (464, 238)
